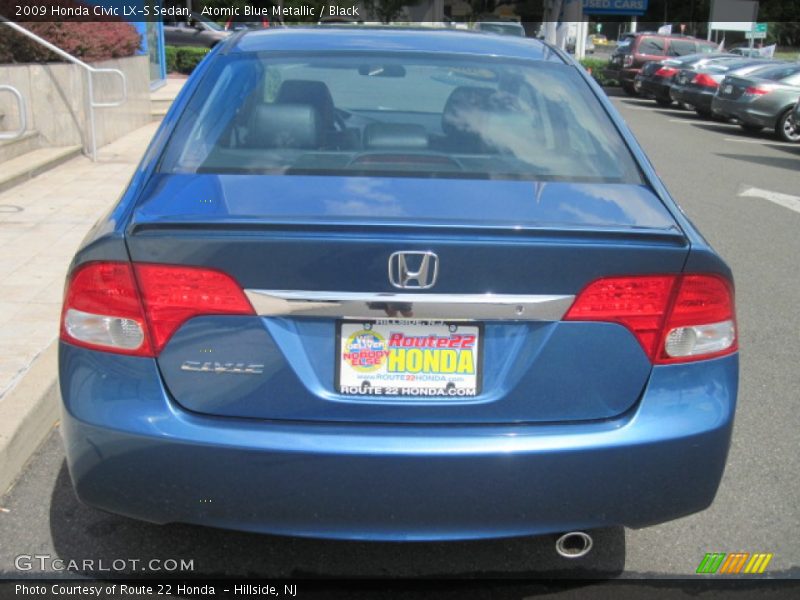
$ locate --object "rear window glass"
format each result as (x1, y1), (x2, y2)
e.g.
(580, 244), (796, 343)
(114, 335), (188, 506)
(668, 40), (697, 56)
(159, 52), (642, 184)
(756, 65), (800, 82)
(637, 37), (665, 55)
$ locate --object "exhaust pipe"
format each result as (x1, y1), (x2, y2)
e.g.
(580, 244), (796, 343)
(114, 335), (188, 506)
(555, 531), (593, 559)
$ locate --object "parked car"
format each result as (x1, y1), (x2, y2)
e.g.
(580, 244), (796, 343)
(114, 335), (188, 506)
(607, 33), (719, 96)
(58, 28), (738, 544)
(566, 35), (595, 54)
(730, 47), (762, 58)
(670, 59), (782, 118)
(472, 21), (526, 37)
(634, 53), (736, 106)
(794, 97), (800, 135)
(712, 63), (800, 142)
(164, 13), (231, 48)
(590, 33), (610, 46)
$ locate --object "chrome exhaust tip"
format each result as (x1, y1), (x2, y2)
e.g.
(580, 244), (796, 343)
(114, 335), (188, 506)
(555, 531), (593, 559)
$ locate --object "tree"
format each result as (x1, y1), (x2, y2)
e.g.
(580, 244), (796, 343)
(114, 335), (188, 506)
(542, 0), (563, 44)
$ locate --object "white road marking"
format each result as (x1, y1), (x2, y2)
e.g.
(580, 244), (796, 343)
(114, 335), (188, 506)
(724, 137), (799, 148)
(738, 186), (800, 214)
(669, 118), (698, 123)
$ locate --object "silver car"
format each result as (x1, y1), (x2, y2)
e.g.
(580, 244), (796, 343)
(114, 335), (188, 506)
(712, 64), (800, 142)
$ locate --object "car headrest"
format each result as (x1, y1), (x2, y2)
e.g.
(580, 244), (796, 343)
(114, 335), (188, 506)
(247, 104), (320, 149)
(364, 123), (429, 150)
(276, 80), (336, 130)
(441, 86), (495, 138)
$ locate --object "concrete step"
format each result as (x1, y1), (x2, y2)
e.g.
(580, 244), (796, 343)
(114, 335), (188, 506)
(0, 131), (42, 163)
(150, 106), (169, 121)
(0, 145), (83, 194)
(149, 78), (186, 121)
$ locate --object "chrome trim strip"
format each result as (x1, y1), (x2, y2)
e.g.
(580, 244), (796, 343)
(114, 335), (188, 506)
(244, 290), (575, 321)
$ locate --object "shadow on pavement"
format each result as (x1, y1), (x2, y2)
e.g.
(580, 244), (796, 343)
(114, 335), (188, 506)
(716, 153), (800, 172)
(48, 462), (626, 579)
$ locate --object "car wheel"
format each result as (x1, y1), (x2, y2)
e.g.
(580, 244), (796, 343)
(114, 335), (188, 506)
(740, 123), (763, 134)
(775, 108), (800, 143)
(622, 82), (639, 97)
(655, 97), (673, 107)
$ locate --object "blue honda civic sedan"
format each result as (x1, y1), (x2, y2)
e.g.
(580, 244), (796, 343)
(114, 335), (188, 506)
(59, 28), (738, 551)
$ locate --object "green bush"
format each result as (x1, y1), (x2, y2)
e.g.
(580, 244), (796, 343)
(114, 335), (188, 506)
(165, 46), (210, 75)
(165, 46), (178, 74)
(579, 57), (616, 87)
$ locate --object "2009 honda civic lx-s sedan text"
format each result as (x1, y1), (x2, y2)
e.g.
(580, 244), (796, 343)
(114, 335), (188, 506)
(59, 28), (738, 546)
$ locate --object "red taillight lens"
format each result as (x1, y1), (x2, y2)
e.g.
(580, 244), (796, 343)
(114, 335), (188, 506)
(692, 73), (719, 88)
(61, 262), (255, 357)
(657, 274), (737, 363)
(655, 66), (678, 77)
(564, 274), (736, 364)
(134, 264), (254, 355)
(61, 262), (153, 356)
(564, 276), (677, 359)
(744, 85), (771, 96)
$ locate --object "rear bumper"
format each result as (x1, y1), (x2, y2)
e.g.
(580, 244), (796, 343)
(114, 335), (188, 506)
(671, 86), (716, 112)
(636, 77), (672, 100)
(712, 96), (778, 127)
(604, 67), (638, 85)
(59, 343), (738, 541)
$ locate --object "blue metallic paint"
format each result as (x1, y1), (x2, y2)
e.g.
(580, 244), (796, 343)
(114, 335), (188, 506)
(157, 316), (652, 423)
(60, 342), (737, 540)
(58, 29), (739, 540)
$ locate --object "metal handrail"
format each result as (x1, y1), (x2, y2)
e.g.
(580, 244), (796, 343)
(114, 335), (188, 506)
(0, 85), (27, 141)
(0, 17), (128, 160)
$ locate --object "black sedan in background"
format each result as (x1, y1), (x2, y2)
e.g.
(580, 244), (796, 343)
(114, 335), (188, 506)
(671, 60), (782, 118)
(635, 53), (735, 107)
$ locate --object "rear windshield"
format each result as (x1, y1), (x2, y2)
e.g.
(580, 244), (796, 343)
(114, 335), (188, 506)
(158, 52), (642, 184)
(755, 65), (800, 83)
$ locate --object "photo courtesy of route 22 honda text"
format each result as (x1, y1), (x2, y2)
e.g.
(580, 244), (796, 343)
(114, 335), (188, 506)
(58, 27), (738, 553)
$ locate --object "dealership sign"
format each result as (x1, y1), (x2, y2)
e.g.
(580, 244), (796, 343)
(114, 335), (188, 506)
(583, 0), (649, 16)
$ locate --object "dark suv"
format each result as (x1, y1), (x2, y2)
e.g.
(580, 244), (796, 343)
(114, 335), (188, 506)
(606, 33), (719, 95)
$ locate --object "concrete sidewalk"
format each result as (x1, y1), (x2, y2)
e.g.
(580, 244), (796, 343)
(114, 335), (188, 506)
(0, 121), (159, 494)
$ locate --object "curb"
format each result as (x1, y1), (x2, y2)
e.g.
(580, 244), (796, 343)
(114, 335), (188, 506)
(0, 340), (60, 496)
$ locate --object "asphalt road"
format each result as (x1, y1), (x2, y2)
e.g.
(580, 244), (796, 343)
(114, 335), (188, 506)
(0, 91), (798, 582)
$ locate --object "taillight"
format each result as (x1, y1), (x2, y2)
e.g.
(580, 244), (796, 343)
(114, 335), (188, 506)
(657, 275), (736, 363)
(655, 66), (678, 78)
(61, 262), (153, 356)
(744, 85), (773, 96)
(61, 262), (255, 356)
(564, 274), (736, 364)
(692, 73), (719, 88)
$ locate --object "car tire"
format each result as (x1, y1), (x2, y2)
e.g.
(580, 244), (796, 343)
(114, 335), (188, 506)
(740, 123), (763, 134)
(775, 108), (800, 143)
(622, 82), (639, 97)
(655, 97), (673, 107)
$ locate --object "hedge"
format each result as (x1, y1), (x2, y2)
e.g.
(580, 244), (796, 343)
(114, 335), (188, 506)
(0, 22), (140, 63)
(166, 46), (211, 75)
(579, 57), (616, 87)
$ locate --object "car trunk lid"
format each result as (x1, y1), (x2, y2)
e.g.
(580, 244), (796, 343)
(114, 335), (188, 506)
(127, 174), (688, 424)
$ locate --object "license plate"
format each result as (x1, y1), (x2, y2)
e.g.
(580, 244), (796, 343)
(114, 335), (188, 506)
(723, 84), (733, 95)
(337, 320), (482, 398)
